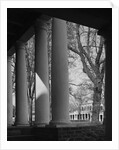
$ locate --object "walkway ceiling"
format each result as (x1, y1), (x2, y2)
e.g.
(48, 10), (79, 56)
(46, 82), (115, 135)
(7, 8), (112, 52)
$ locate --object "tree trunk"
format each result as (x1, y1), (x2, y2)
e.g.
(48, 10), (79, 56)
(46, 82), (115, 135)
(92, 83), (102, 123)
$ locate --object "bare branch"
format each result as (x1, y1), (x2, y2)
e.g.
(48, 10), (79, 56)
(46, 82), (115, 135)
(68, 45), (95, 84)
(87, 27), (90, 55)
(95, 36), (104, 65)
(99, 58), (105, 65)
(68, 45), (80, 55)
(101, 62), (105, 76)
(69, 82), (83, 87)
(75, 24), (99, 76)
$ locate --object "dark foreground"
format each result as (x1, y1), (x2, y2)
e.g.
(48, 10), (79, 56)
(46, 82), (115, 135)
(8, 123), (105, 141)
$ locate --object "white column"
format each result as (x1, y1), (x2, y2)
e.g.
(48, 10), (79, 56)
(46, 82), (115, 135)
(7, 56), (13, 126)
(90, 113), (92, 122)
(87, 113), (89, 120)
(15, 41), (29, 125)
(35, 19), (49, 125)
(51, 17), (69, 124)
(76, 115), (78, 120)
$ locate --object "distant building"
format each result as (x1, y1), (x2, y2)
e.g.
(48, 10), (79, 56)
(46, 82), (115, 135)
(69, 99), (104, 123)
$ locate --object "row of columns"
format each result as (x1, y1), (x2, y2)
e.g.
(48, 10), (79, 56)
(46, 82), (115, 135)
(70, 113), (92, 122)
(70, 113), (104, 123)
(7, 17), (69, 126)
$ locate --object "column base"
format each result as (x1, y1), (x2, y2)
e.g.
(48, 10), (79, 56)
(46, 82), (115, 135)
(49, 120), (71, 127)
(14, 122), (29, 126)
(34, 122), (49, 127)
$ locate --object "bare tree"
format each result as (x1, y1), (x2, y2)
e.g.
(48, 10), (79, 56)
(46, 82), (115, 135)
(25, 36), (35, 124)
(69, 81), (93, 113)
(11, 53), (16, 94)
(68, 23), (105, 123)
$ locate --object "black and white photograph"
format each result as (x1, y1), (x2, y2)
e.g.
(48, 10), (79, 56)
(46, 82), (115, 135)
(0, 0), (118, 150)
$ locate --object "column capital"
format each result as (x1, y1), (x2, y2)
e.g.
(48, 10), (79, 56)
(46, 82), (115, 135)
(35, 15), (51, 32)
(35, 19), (48, 32)
(15, 41), (26, 50)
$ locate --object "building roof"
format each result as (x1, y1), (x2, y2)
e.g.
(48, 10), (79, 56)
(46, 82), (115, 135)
(7, 8), (112, 53)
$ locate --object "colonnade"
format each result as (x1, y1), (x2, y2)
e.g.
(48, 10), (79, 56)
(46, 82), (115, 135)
(70, 113), (92, 122)
(7, 17), (69, 126)
(70, 112), (104, 123)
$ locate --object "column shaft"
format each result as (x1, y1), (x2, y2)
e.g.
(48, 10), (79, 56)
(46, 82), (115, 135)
(15, 41), (29, 125)
(7, 57), (13, 125)
(87, 113), (89, 120)
(35, 19), (49, 124)
(51, 18), (69, 124)
(105, 32), (112, 140)
(90, 113), (92, 122)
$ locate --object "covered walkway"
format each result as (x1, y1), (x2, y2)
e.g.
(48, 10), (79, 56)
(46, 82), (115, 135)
(7, 8), (112, 141)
